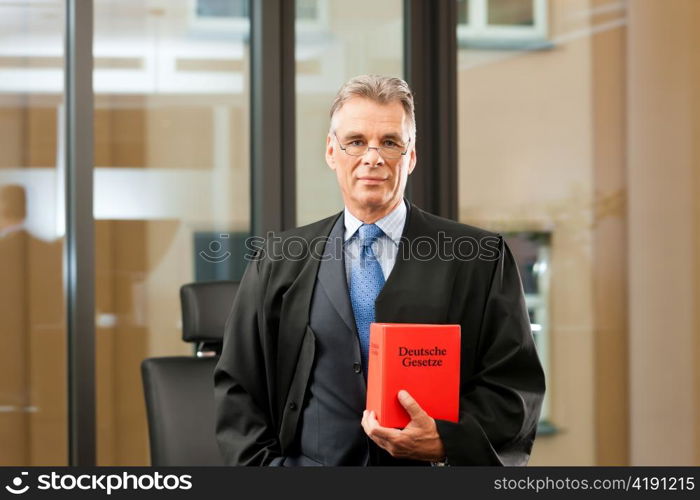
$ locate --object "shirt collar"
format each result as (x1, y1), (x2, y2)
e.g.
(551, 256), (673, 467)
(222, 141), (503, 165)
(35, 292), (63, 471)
(343, 198), (407, 246)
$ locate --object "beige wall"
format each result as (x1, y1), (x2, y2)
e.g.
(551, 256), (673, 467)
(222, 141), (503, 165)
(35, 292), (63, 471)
(627, 0), (700, 466)
(591, 0), (628, 466)
(457, 0), (700, 465)
(460, 0), (700, 465)
(458, 0), (608, 465)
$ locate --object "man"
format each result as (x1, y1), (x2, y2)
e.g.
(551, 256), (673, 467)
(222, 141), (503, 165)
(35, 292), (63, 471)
(215, 75), (545, 466)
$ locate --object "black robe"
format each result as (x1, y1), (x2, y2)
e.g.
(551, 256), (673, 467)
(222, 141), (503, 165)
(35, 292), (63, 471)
(214, 202), (545, 465)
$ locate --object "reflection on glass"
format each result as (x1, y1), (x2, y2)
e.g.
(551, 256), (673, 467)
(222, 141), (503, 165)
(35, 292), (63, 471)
(0, 0), (67, 466)
(93, 0), (250, 465)
(488, 0), (534, 26)
(295, 0), (404, 225)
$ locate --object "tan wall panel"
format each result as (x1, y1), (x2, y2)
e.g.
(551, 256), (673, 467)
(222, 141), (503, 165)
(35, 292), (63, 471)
(94, 103), (216, 170)
(94, 106), (114, 168)
(144, 220), (189, 357)
(0, 415), (27, 465)
(27, 326), (66, 465)
(591, 7), (629, 464)
(26, 106), (57, 168)
(0, 100), (59, 169)
(458, 31), (597, 464)
(108, 107), (147, 168)
(111, 221), (148, 465)
(145, 107), (213, 169)
(627, 0), (698, 465)
(0, 231), (28, 464)
(96, 221), (116, 465)
(26, 237), (66, 465)
(0, 107), (24, 168)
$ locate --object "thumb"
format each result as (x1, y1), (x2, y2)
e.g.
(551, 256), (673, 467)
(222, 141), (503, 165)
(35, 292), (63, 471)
(398, 390), (426, 421)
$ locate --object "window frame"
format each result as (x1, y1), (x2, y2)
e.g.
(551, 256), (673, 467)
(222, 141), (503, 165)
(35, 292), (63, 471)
(457, 0), (549, 44)
(188, 0), (329, 35)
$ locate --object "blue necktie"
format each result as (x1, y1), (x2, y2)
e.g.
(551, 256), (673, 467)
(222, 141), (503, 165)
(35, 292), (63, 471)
(350, 223), (386, 373)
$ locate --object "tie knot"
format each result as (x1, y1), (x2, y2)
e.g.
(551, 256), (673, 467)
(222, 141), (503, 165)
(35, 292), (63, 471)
(358, 223), (383, 247)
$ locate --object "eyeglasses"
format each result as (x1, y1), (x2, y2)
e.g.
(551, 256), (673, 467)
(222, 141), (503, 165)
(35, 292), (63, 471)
(334, 132), (410, 160)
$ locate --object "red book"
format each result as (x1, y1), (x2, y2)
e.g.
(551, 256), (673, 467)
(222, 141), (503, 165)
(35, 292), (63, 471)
(366, 323), (461, 428)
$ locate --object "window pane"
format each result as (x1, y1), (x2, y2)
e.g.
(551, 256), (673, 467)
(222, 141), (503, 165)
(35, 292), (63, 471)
(93, 0), (250, 465)
(195, 0), (248, 18)
(458, 0), (470, 24)
(0, 0), (67, 465)
(297, 0), (319, 20)
(295, 0), (404, 225)
(458, 0), (627, 464)
(487, 0), (534, 26)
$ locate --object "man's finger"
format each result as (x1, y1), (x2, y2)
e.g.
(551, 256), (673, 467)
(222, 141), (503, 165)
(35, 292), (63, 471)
(361, 408), (377, 434)
(361, 410), (372, 434)
(364, 411), (402, 441)
(368, 424), (402, 442)
(397, 390), (426, 421)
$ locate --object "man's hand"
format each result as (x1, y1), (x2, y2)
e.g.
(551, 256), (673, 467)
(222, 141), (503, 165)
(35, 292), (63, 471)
(361, 390), (446, 462)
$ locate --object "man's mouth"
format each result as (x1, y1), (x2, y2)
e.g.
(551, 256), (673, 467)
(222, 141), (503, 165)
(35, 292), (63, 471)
(357, 177), (387, 184)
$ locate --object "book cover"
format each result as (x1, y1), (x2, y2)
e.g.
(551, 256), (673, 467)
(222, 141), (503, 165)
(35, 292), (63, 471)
(366, 323), (461, 428)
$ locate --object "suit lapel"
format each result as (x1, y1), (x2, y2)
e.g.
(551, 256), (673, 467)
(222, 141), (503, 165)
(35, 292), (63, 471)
(276, 212), (340, 411)
(317, 215), (358, 337)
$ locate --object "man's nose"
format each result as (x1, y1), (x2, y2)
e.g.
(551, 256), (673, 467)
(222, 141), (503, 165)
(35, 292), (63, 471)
(363, 147), (385, 166)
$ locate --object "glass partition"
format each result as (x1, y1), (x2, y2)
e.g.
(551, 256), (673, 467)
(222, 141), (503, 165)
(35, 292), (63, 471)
(93, 0), (251, 465)
(0, 0), (67, 466)
(295, 0), (404, 225)
(457, 0), (627, 464)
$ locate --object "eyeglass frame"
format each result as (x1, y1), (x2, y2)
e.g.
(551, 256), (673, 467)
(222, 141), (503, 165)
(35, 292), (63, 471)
(333, 132), (411, 160)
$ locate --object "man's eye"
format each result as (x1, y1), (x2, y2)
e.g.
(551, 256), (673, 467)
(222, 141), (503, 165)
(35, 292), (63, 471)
(348, 140), (365, 147)
(383, 140), (400, 148)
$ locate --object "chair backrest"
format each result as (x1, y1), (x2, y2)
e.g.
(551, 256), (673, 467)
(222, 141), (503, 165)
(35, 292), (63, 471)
(180, 280), (239, 351)
(141, 280), (238, 466)
(141, 357), (221, 465)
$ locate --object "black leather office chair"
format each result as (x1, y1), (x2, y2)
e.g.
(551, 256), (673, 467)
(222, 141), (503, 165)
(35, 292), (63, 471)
(141, 281), (238, 466)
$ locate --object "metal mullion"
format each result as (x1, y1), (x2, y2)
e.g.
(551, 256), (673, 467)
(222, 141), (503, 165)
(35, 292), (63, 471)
(250, 0), (296, 236)
(404, 0), (458, 220)
(65, 0), (95, 466)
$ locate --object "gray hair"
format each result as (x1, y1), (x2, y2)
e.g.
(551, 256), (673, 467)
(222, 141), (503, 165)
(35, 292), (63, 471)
(329, 75), (416, 140)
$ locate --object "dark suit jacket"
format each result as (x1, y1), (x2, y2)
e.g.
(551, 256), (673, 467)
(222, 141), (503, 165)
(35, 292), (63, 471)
(214, 202), (545, 466)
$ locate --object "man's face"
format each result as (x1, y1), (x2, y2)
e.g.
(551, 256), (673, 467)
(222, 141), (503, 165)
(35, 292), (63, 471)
(325, 97), (416, 216)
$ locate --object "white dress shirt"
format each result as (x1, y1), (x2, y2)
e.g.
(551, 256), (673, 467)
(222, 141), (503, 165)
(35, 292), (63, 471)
(343, 199), (407, 284)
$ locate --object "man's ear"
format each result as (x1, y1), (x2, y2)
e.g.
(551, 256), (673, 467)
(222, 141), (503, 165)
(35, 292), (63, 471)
(407, 146), (417, 175)
(325, 133), (336, 171)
